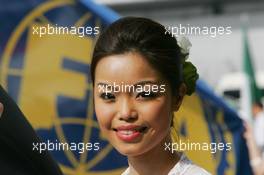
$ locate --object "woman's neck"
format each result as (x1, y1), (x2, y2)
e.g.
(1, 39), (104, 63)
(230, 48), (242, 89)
(127, 135), (180, 175)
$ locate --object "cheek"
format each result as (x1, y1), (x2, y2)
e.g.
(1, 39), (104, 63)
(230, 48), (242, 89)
(94, 99), (114, 130)
(138, 98), (171, 131)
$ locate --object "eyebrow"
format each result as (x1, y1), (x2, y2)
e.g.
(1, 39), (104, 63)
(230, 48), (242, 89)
(97, 82), (110, 87)
(133, 80), (159, 86)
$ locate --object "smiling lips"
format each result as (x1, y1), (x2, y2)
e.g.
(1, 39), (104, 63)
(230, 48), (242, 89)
(114, 125), (147, 142)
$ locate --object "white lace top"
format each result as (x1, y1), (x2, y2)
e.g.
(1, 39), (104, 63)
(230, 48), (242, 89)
(121, 153), (211, 175)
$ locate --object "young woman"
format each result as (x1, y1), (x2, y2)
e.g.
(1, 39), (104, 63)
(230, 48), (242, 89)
(91, 17), (211, 175)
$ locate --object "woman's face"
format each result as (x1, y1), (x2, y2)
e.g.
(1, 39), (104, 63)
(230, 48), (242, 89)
(93, 52), (175, 156)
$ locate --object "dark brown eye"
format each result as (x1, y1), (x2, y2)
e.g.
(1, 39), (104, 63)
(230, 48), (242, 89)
(100, 93), (115, 101)
(136, 91), (157, 99)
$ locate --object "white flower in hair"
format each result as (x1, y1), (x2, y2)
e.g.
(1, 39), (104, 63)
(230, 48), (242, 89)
(177, 36), (192, 60)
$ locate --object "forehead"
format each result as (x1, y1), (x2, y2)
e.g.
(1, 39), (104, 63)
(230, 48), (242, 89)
(94, 52), (162, 83)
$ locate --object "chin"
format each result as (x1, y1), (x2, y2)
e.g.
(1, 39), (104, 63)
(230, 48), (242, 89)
(115, 143), (147, 157)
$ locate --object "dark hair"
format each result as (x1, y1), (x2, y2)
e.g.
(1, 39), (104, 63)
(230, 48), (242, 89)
(91, 17), (198, 96)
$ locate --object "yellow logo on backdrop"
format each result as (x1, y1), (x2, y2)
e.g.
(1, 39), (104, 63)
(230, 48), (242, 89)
(22, 22), (92, 129)
(174, 94), (236, 174)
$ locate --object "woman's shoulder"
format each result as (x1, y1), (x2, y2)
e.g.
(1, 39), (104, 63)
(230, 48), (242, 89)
(182, 165), (211, 175)
(168, 153), (211, 175)
(121, 153), (211, 175)
(169, 163), (211, 175)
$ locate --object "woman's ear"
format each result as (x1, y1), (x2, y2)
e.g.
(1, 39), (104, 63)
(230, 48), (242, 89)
(172, 83), (187, 111)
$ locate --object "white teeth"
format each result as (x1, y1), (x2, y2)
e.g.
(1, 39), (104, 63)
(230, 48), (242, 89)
(119, 130), (134, 135)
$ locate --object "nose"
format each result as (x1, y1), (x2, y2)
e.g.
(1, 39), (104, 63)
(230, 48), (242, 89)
(118, 98), (138, 121)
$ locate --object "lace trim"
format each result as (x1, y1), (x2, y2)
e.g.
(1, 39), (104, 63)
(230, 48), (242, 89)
(168, 153), (193, 175)
(122, 153), (203, 175)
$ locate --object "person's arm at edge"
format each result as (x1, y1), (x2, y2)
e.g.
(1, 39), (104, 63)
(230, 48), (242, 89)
(0, 85), (63, 175)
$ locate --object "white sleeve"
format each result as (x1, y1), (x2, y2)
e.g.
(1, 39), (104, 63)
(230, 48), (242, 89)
(183, 165), (211, 175)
